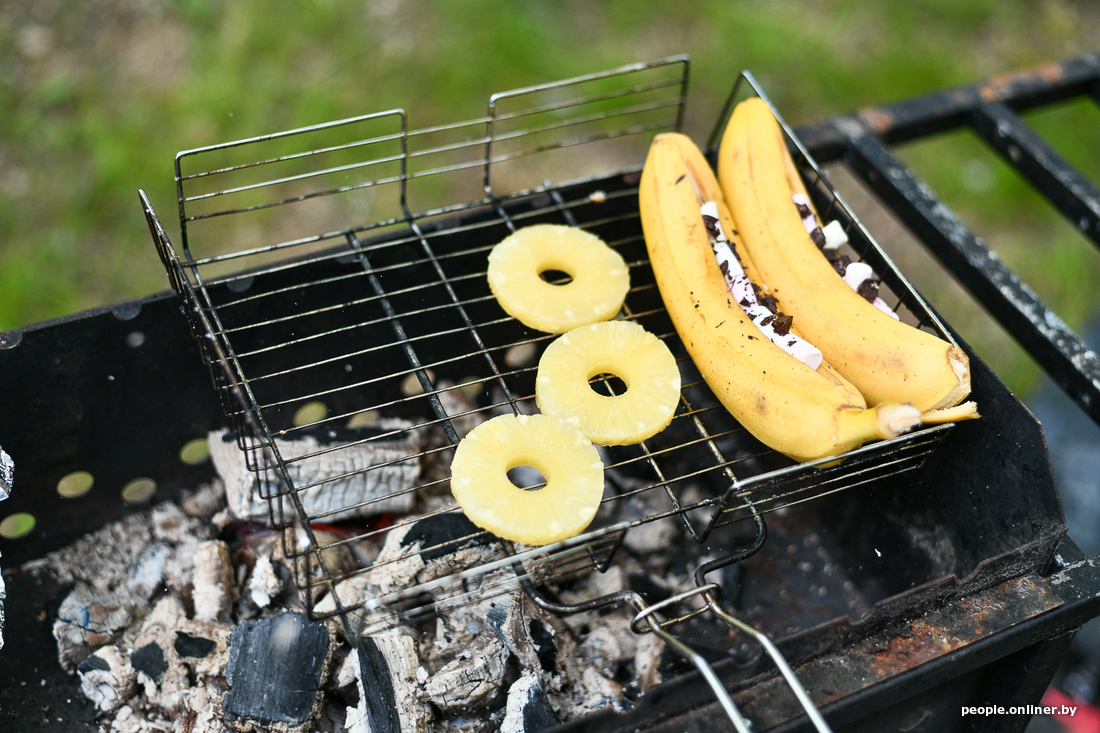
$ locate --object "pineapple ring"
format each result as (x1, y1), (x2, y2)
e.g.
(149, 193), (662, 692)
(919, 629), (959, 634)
(449, 413), (605, 546)
(536, 320), (681, 446)
(487, 224), (630, 334)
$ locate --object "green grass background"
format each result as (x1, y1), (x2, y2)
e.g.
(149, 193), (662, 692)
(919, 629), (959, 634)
(1, 0), (1098, 397)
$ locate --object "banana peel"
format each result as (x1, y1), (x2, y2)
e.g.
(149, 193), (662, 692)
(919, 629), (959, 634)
(717, 98), (975, 414)
(640, 132), (931, 463)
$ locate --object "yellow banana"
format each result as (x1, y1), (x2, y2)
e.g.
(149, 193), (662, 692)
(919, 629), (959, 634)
(640, 132), (925, 463)
(717, 97), (973, 413)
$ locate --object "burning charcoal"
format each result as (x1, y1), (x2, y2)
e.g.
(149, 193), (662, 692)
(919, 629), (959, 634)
(420, 381), (487, 486)
(42, 512), (153, 596)
(130, 595), (232, 712)
(269, 525), (357, 606)
(436, 381), (488, 442)
(247, 554), (283, 609)
(634, 630), (665, 692)
(425, 631), (509, 712)
(152, 500), (212, 543)
(131, 641), (167, 686)
(344, 632), (432, 733)
(193, 539), (235, 622)
(578, 624), (630, 679)
(130, 595), (190, 702)
(181, 479), (228, 520)
(0, 555), (5, 652)
(571, 667), (628, 718)
(209, 418), (420, 525)
(223, 612), (334, 733)
(312, 573), (393, 642)
(174, 685), (228, 733)
(127, 543), (171, 601)
(369, 513), (502, 595)
(177, 622), (233, 679)
(53, 581), (134, 672)
(0, 446), (11, 501)
(77, 645), (137, 712)
(501, 674), (561, 733)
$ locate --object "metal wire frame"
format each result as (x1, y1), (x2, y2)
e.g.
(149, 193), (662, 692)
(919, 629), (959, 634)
(140, 59), (977, 731)
(145, 53), (965, 612)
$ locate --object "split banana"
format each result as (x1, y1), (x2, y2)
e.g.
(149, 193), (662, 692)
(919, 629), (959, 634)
(639, 132), (927, 463)
(717, 98), (974, 414)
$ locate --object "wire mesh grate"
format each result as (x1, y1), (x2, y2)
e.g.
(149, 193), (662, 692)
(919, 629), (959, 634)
(142, 58), (961, 642)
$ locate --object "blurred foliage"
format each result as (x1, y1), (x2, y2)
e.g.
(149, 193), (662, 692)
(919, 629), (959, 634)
(0, 0), (1098, 397)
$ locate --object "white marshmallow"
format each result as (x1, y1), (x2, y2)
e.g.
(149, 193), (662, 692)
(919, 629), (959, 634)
(821, 220), (849, 250)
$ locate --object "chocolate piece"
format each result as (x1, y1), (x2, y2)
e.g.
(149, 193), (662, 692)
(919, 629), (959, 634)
(809, 227), (826, 248)
(830, 254), (851, 277)
(758, 293), (779, 314)
(857, 278), (880, 302)
(795, 202), (812, 219)
(759, 315), (774, 328)
(772, 314), (794, 337)
(702, 215), (720, 239)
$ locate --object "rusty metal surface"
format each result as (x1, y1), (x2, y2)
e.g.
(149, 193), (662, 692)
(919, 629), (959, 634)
(794, 51), (1100, 163)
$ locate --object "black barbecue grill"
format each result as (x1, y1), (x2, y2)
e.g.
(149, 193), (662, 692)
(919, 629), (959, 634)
(2, 53), (1100, 733)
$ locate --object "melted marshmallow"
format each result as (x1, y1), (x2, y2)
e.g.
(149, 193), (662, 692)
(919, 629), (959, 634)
(793, 196), (900, 320)
(701, 202), (822, 370)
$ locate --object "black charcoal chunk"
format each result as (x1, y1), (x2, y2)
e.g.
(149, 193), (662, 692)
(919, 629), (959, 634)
(0, 446), (12, 501)
(130, 642), (167, 684)
(400, 513), (491, 562)
(501, 675), (561, 733)
(77, 646), (136, 712)
(223, 612), (332, 733)
(77, 653), (112, 674)
(345, 631), (430, 733)
(175, 631), (217, 659)
(528, 619), (557, 674)
(355, 636), (401, 733)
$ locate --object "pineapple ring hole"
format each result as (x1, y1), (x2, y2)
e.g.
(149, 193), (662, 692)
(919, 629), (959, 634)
(534, 255), (576, 286)
(506, 460), (548, 491)
(538, 268), (574, 285)
(589, 371), (629, 397)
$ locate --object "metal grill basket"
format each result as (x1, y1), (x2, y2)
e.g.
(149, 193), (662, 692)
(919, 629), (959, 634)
(139, 57), (969, 730)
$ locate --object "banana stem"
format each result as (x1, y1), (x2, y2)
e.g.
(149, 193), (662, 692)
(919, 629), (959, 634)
(874, 402), (922, 439)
